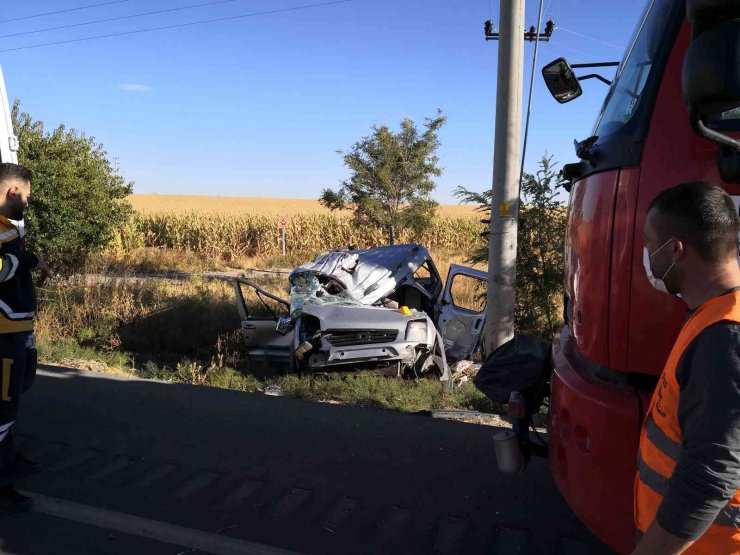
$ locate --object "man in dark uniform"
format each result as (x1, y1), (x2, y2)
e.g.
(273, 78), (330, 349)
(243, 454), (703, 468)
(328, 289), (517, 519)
(0, 163), (50, 510)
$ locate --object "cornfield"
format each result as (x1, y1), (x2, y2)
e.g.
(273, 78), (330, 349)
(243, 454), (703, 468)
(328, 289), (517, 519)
(115, 212), (483, 263)
(129, 194), (480, 218)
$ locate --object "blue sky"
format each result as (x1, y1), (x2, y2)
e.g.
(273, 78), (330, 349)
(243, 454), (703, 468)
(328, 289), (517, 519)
(0, 0), (645, 203)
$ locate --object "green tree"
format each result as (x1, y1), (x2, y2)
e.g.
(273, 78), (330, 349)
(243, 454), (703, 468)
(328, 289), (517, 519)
(320, 111), (446, 245)
(455, 154), (566, 337)
(12, 100), (133, 268)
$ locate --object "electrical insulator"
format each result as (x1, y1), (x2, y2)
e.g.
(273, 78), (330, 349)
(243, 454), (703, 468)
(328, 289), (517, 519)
(545, 20), (555, 36)
(484, 19), (493, 36)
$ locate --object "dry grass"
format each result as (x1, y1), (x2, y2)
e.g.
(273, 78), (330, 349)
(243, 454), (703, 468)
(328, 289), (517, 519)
(130, 194), (481, 218)
(34, 272), (501, 414)
(35, 275), (241, 366)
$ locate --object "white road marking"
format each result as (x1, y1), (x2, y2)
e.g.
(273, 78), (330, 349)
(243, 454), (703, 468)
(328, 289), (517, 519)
(24, 491), (303, 555)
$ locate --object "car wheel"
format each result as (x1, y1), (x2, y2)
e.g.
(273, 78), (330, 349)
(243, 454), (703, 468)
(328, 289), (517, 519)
(412, 350), (444, 377)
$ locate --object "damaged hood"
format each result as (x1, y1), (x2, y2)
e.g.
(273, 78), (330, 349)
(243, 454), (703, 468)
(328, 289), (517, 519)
(290, 244), (430, 306)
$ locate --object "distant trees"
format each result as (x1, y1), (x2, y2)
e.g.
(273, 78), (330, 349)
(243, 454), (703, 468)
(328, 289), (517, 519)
(13, 100), (132, 268)
(455, 154), (566, 337)
(320, 111), (446, 245)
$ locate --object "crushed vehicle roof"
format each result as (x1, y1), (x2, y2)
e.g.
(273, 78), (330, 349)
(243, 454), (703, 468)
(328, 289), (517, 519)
(290, 244), (431, 306)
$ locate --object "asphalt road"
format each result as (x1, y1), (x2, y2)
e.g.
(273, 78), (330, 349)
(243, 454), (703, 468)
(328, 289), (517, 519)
(0, 365), (612, 554)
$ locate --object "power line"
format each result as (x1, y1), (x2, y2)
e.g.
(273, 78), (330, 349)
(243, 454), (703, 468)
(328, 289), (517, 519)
(559, 45), (601, 61)
(555, 25), (626, 50)
(519, 0), (545, 195)
(0, 0), (351, 53)
(0, 1), (129, 25)
(544, 0), (553, 19)
(0, 0), (251, 41)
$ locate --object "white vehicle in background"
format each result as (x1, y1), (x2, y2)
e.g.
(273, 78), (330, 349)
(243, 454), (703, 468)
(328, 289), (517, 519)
(0, 67), (24, 237)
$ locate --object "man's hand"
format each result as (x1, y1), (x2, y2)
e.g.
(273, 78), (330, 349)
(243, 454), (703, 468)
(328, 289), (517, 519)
(34, 255), (52, 279)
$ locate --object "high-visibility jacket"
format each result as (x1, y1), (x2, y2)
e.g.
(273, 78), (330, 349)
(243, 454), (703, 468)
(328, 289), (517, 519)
(635, 290), (740, 554)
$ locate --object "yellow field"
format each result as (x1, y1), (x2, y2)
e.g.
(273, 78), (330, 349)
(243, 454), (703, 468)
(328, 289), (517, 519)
(129, 194), (481, 218)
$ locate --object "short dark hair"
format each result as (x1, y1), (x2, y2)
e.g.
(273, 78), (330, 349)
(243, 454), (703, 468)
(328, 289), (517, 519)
(0, 163), (32, 187)
(648, 181), (740, 262)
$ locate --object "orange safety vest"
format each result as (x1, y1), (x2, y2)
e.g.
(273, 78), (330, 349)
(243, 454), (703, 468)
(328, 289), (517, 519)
(635, 290), (740, 554)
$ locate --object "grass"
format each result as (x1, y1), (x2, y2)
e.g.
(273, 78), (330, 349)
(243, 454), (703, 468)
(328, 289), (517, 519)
(34, 272), (503, 415)
(280, 373), (501, 413)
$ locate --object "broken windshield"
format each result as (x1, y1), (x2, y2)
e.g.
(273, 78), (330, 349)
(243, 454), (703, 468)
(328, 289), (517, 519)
(289, 273), (361, 320)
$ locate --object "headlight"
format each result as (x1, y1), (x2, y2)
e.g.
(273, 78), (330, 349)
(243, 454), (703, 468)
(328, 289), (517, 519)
(406, 321), (428, 342)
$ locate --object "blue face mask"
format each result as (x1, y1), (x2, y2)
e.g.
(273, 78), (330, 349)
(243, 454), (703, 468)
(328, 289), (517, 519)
(643, 239), (676, 296)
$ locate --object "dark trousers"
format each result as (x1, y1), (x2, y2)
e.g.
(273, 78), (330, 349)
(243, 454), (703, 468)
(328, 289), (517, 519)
(0, 332), (32, 487)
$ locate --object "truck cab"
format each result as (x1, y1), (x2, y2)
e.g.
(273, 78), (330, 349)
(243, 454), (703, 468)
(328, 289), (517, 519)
(543, 1), (740, 552)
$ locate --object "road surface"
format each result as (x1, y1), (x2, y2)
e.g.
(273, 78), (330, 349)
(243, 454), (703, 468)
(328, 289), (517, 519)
(0, 365), (612, 554)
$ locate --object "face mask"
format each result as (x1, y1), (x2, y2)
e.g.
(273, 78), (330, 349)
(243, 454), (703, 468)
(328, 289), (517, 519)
(643, 239), (676, 296)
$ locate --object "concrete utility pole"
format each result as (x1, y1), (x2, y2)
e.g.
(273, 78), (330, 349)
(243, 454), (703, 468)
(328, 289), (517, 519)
(484, 0), (525, 355)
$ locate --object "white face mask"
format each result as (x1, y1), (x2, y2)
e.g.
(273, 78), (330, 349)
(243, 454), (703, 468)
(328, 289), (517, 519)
(643, 239), (677, 296)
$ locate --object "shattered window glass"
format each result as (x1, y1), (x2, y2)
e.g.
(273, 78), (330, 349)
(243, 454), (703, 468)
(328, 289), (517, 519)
(413, 260), (441, 296)
(289, 273), (362, 319)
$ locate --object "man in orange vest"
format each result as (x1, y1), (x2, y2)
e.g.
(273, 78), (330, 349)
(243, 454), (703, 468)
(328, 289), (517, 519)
(633, 181), (740, 554)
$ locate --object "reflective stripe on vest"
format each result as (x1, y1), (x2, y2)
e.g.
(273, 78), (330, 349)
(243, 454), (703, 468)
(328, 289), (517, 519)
(635, 290), (740, 550)
(638, 448), (740, 528)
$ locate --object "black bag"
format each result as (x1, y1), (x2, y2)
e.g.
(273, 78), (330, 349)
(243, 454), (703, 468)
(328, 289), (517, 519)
(473, 334), (551, 408)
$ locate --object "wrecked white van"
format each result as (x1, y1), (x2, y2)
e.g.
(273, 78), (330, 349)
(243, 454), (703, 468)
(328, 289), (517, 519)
(234, 244), (487, 379)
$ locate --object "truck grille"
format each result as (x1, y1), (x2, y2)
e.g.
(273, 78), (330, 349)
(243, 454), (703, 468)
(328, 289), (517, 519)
(325, 329), (398, 347)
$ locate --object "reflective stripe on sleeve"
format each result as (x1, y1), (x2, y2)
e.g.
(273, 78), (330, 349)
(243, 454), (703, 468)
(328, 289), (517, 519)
(0, 420), (14, 443)
(0, 229), (18, 243)
(639, 449), (740, 529)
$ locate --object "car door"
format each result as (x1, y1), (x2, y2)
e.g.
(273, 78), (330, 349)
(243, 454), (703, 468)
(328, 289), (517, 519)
(437, 264), (487, 360)
(234, 278), (294, 371)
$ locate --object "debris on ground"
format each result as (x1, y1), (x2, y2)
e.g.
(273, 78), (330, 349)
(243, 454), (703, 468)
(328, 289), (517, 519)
(263, 385), (284, 396)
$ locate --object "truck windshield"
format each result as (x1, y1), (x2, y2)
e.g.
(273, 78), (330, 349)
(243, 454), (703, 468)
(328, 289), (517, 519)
(592, 0), (678, 137)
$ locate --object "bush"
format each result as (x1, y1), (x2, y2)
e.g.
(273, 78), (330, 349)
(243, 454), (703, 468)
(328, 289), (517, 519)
(455, 154), (567, 338)
(13, 100), (133, 269)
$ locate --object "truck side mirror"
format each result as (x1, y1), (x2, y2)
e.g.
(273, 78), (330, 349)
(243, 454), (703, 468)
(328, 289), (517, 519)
(683, 19), (740, 152)
(683, 20), (740, 117)
(542, 58), (583, 104)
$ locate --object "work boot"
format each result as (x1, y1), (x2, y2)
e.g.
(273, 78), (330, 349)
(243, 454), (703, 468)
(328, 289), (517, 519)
(5, 451), (42, 478)
(0, 486), (32, 512)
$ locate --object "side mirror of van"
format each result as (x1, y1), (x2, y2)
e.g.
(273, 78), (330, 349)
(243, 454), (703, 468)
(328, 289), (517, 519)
(542, 58), (582, 104)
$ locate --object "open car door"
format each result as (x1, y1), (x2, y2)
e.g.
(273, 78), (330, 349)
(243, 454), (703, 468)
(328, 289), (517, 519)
(437, 264), (487, 360)
(234, 277), (294, 372)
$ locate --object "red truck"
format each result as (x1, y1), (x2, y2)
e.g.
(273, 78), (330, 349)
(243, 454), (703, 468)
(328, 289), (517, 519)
(537, 0), (740, 552)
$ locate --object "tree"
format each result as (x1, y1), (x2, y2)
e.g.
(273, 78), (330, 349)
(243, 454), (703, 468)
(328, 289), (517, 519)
(320, 111), (446, 245)
(12, 100), (133, 268)
(455, 154), (566, 337)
